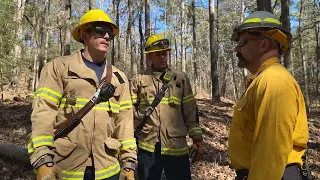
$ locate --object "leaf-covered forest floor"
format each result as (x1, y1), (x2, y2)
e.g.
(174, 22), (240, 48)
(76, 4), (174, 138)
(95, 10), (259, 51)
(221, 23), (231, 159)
(0, 96), (319, 180)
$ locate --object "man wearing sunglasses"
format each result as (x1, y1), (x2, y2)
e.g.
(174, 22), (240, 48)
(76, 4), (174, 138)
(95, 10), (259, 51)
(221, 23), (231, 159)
(28, 10), (136, 180)
(130, 34), (203, 180)
(228, 11), (310, 180)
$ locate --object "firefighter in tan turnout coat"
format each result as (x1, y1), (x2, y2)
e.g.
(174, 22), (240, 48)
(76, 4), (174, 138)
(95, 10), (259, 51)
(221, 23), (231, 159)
(28, 9), (136, 180)
(130, 34), (203, 180)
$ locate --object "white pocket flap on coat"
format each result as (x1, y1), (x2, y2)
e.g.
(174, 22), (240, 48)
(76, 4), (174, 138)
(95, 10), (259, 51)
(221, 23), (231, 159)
(167, 126), (188, 138)
(54, 138), (77, 157)
(104, 138), (121, 150)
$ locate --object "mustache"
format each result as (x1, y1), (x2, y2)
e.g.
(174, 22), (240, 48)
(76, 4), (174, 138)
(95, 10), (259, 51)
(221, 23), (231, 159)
(236, 52), (243, 58)
(236, 52), (246, 68)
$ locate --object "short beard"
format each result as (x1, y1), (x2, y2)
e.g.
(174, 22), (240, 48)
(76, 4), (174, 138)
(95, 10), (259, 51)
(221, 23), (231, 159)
(236, 52), (246, 68)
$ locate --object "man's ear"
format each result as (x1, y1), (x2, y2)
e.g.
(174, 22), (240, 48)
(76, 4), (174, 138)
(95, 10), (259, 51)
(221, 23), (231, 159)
(81, 32), (89, 43)
(260, 39), (271, 53)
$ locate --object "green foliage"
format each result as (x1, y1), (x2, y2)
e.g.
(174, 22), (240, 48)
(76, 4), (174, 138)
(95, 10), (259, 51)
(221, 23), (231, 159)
(0, 0), (318, 100)
(0, 0), (16, 84)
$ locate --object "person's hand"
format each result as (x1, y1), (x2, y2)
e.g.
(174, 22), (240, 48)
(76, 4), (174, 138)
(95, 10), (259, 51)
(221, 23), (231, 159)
(37, 162), (62, 180)
(119, 161), (135, 180)
(189, 135), (204, 162)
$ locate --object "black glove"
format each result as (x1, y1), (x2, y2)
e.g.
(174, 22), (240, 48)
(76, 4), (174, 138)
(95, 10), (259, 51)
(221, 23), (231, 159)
(99, 83), (116, 101)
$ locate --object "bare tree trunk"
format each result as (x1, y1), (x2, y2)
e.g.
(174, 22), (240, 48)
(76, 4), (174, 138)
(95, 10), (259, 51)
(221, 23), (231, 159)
(216, 0), (221, 95)
(220, 63), (228, 97)
(280, 0), (293, 73)
(32, 0), (40, 90)
(257, 0), (272, 12)
(89, 0), (94, 10)
(111, 0), (120, 65)
(12, 0), (26, 90)
(209, 0), (220, 102)
(33, 52), (39, 91)
(116, 0), (121, 65)
(128, 0), (137, 76)
(63, 0), (71, 56)
(316, 22), (320, 93)
(230, 57), (239, 100)
(298, 0), (310, 112)
(44, 0), (51, 67)
(174, 31), (178, 69)
(38, 0), (50, 76)
(59, 0), (70, 56)
(138, 1), (145, 71)
(240, 0), (249, 93)
(314, 0), (320, 94)
(164, 0), (170, 66)
(191, 0), (198, 93)
(145, 0), (151, 38)
(180, 0), (186, 72)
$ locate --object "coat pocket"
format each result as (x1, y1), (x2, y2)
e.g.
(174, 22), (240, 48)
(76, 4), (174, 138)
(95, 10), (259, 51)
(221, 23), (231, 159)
(166, 126), (188, 138)
(104, 138), (121, 157)
(55, 106), (80, 126)
(53, 138), (77, 162)
(232, 96), (247, 129)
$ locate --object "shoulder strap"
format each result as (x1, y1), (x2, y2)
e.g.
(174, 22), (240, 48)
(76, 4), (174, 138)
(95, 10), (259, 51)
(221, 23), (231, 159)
(113, 72), (125, 84)
(134, 70), (174, 138)
(54, 64), (113, 140)
(99, 64), (113, 87)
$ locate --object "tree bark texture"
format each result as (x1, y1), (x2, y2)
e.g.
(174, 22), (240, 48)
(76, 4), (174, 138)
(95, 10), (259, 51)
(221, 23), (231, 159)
(280, 0), (293, 73)
(209, 0), (220, 102)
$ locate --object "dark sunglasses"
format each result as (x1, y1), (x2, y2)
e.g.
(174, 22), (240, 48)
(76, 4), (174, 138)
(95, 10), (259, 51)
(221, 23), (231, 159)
(91, 26), (115, 40)
(145, 39), (170, 51)
(236, 38), (262, 47)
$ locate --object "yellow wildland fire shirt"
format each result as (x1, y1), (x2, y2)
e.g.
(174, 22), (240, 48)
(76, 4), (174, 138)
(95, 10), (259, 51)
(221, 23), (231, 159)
(130, 69), (202, 156)
(228, 57), (309, 180)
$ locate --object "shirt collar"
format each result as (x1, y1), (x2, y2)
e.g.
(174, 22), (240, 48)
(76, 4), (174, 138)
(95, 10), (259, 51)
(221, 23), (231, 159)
(247, 57), (279, 86)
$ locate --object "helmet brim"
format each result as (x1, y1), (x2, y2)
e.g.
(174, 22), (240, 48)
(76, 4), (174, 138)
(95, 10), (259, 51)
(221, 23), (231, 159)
(144, 48), (172, 54)
(72, 21), (119, 43)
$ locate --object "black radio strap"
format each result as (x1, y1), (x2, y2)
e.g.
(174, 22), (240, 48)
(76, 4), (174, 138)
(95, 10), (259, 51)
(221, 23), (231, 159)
(134, 70), (174, 139)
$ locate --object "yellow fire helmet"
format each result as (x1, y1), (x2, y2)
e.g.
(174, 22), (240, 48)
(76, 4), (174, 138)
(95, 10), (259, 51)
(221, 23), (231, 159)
(144, 34), (172, 54)
(72, 9), (119, 43)
(231, 11), (292, 55)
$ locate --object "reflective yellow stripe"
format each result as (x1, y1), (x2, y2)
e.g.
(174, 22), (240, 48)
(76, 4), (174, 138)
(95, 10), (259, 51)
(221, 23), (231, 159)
(35, 87), (62, 104)
(188, 127), (202, 136)
(120, 139), (137, 150)
(59, 98), (120, 113)
(161, 146), (189, 156)
(28, 141), (34, 153)
(170, 96), (181, 103)
(138, 141), (189, 156)
(182, 94), (195, 103)
(139, 96), (182, 105)
(120, 100), (133, 110)
(131, 96), (137, 104)
(138, 141), (155, 152)
(61, 162), (120, 180)
(243, 17), (280, 25)
(28, 136), (54, 153)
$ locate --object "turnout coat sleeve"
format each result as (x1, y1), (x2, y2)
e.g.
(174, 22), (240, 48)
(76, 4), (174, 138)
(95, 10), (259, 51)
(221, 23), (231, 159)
(28, 58), (64, 164)
(112, 71), (137, 162)
(180, 73), (202, 138)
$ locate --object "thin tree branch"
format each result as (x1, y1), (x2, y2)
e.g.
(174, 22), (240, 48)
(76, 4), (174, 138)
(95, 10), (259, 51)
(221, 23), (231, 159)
(23, 14), (36, 32)
(272, 0), (279, 12)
